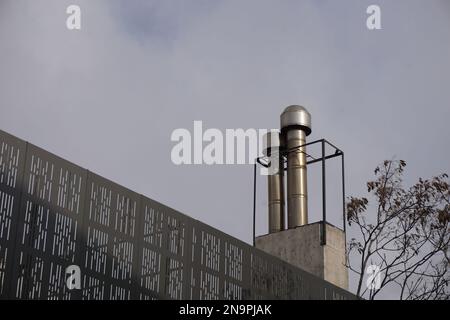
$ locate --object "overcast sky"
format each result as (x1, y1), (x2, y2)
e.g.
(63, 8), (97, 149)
(1, 0), (449, 296)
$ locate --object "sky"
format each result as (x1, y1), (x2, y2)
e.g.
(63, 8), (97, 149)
(1, 0), (449, 297)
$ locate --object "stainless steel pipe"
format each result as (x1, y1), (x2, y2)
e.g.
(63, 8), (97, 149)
(280, 105), (312, 228)
(263, 131), (285, 233)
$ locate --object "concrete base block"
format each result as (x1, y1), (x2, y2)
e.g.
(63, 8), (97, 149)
(255, 222), (348, 290)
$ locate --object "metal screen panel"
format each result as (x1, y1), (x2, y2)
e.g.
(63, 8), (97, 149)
(0, 129), (356, 300)
(10, 142), (87, 300)
(81, 172), (140, 300)
(0, 131), (26, 298)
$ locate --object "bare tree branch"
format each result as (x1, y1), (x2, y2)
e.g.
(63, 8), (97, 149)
(346, 160), (449, 300)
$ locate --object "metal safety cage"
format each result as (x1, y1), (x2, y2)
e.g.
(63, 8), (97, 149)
(253, 139), (346, 246)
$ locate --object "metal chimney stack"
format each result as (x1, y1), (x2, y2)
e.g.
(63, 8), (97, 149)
(263, 131), (285, 233)
(280, 105), (312, 228)
(257, 107), (349, 290)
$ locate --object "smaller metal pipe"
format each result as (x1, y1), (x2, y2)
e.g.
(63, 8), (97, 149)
(267, 152), (285, 233)
(263, 132), (285, 234)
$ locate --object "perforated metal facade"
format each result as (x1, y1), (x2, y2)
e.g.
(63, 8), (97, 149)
(0, 129), (355, 300)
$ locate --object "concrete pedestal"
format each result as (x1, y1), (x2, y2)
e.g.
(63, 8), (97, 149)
(255, 222), (348, 290)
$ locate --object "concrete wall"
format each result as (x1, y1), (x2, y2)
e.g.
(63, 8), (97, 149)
(255, 222), (348, 290)
(323, 224), (348, 290)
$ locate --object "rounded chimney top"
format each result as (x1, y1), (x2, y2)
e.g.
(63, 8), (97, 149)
(280, 105), (312, 136)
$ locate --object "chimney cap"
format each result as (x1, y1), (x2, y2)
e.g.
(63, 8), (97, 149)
(280, 105), (312, 136)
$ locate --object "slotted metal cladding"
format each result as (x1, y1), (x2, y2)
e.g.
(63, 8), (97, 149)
(0, 130), (355, 300)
